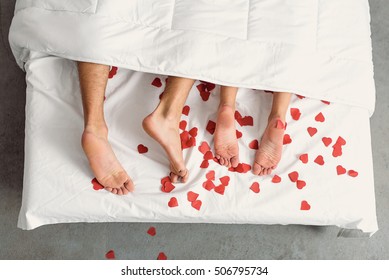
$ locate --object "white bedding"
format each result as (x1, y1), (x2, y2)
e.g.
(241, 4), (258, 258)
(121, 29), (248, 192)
(9, 0), (378, 233)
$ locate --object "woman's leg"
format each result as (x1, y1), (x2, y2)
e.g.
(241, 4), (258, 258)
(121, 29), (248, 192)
(214, 86), (240, 168)
(253, 91), (291, 176)
(78, 62), (134, 195)
(143, 76), (195, 183)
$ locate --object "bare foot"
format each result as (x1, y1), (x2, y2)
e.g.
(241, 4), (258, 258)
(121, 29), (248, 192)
(143, 112), (189, 183)
(214, 105), (240, 168)
(252, 118), (285, 176)
(82, 125), (134, 195)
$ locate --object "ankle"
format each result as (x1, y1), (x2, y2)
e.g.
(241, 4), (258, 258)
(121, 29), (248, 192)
(84, 123), (108, 137)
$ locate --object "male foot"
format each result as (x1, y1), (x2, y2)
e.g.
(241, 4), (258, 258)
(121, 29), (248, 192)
(214, 104), (240, 168)
(143, 112), (189, 183)
(252, 118), (285, 176)
(82, 125), (134, 195)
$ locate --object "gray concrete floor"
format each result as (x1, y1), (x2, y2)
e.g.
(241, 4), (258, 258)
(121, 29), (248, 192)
(0, 0), (388, 260)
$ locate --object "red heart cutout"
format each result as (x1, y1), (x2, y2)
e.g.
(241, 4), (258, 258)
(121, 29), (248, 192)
(322, 137), (332, 147)
(206, 170), (215, 181)
(200, 81), (216, 91)
(348, 170), (359, 177)
(179, 120), (187, 131)
(242, 163), (251, 173)
(214, 185), (225, 195)
(204, 150), (214, 160)
(191, 200), (202, 210)
(236, 130), (243, 139)
(296, 180), (306, 190)
(314, 155), (325, 166)
(307, 127), (318, 137)
(108, 67), (118, 79)
(196, 83), (206, 92)
(290, 108), (301, 120)
(336, 165), (347, 175)
(206, 120), (216, 135)
(151, 77), (162, 87)
(300, 200), (311, 211)
(180, 131), (190, 142)
(332, 146), (343, 157)
(161, 176), (171, 185)
(283, 134), (292, 145)
(219, 176), (230, 186)
(161, 181), (175, 193)
(240, 116), (254, 126)
(321, 100), (330, 105)
(299, 154), (308, 164)
(147, 227), (156, 236)
(288, 171), (299, 182)
(189, 127), (198, 137)
(234, 110), (243, 121)
(157, 252), (167, 260)
(315, 112), (325, 122)
(235, 164), (244, 173)
(296, 94), (305, 99)
(250, 182), (260, 193)
(105, 250), (115, 259)
(200, 90), (211, 101)
(168, 197), (178, 207)
(187, 191), (199, 202)
(198, 141), (211, 154)
(184, 137), (195, 149)
(203, 180), (215, 191)
(137, 144), (148, 154)
(200, 160), (209, 168)
(335, 136), (347, 146)
(272, 175), (282, 183)
(249, 139), (259, 150)
(91, 178), (104, 191)
(182, 105), (190, 116)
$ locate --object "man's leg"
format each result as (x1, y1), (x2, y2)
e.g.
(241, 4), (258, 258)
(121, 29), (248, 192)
(253, 91), (291, 176)
(143, 76), (195, 183)
(78, 62), (134, 195)
(214, 86), (240, 168)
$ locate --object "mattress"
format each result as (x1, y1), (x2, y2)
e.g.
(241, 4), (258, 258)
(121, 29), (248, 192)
(9, 0), (377, 234)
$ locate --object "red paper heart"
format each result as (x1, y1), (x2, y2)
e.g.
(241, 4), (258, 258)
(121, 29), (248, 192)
(204, 150), (214, 160)
(234, 110), (243, 121)
(242, 163), (251, 173)
(161, 181), (175, 193)
(296, 180), (306, 190)
(187, 191), (199, 202)
(335, 136), (347, 146)
(200, 160), (209, 168)
(180, 131), (190, 142)
(299, 154), (308, 164)
(182, 105), (190, 116)
(240, 116), (254, 126)
(189, 127), (198, 137)
(288, 171), (299, 182)
(250, 182), (260, 193)
(151, 77), (162, 87)
(314, 155), (325, 166)
(196, 83), (206, 92)
(200, 90), (211, 101)
(184, 137), (195, 149)
(348, 170), (359, 177)
(321, 100), (330, 105)
(137, 144), (148, 154)
(200, 81), (216, 91)
(322, 137), (332, 147)
(315, 112), (325, 122)
(161, 176), (171, 185)
(300, 200), (311, 211)
(206, 170), (215, 181)
(147, 227), (156, 236)
(214, 184), (226, 195)
(336, 165), (347, 175)
(219, 176), (230, 186)
(296, 94), (305, 99)
(179, 120), (187, 131)
(206, 120), (216, 135)
(203, 180), (215, 191)
(283, 134), (292, 145)
(105, 250), (116, 259)
(290, 108), (301, 120)
(198, 141), (211, 154)
(307, 127), (318, 137)
(249, 140), (259, 150)
(91, 178), (104, 191)
(108, 67), (118, 79)
(236, 130), (243, 139)
(191, 200), (202, 210)
(272, 175), (281, 183)
(332, 146), (343, 157)
(168, 197), (178, 207)
(157, 252), (167, 260)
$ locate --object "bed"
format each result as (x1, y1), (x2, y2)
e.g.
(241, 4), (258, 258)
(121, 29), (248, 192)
(9, 0), (378, 235)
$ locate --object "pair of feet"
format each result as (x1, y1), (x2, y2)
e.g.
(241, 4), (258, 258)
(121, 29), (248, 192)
(82, 105), (285, 195)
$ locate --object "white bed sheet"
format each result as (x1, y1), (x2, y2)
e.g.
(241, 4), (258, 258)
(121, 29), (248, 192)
(18, 52), (378, 234)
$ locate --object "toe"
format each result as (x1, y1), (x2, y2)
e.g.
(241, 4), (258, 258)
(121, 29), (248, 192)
(116, 188), (123, 195)
(231, 156), (239, 168)
(180, 169), (189, 183)
(170, 172), (179, 183)
(253, 163), (262, 175)
(124, 179), (134, 192)
(219, 157), (225, 166)
(105, 187), (112, 192)
(111, 188), (118, 194)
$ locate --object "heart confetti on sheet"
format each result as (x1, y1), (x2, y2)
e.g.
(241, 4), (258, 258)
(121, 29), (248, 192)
(168, 197), (178, 207)
(314, 155), (325, 166)
(322, 137), (332, 147)
(137, 144), (148, 154)
(336, 165), (347, 175)
(105, 250), (116, 259)
(315, 112), (325, 122)
(300, 201), (311, 211)
(191, 200), (202, 210)
(250, 182), (260, 193)
(283, 134), (292, 145)
(307, 127), (318, 137)
(108, 66), (118, 79)
(91, 178), (104, 191)
(151, 77), (162, 87)
(348, 170), (359, 177)
(272, 175), (282, 183)
(161, 181), (175, 193)
(147, 227), (156, 236)
(299, 154), (309, 164)
(296, 180), (306, 190)
(290, 108), (301, 120)
(206, 120), (216, 135)
(249, 139), (259, 150)
(288, 171), (299, 182)
(187, 191), (199, 202)
(157, 252), (167, 260)
(182, 105), (190, 116)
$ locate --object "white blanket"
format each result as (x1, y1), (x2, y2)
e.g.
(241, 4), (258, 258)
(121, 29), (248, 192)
(9, 0), (378, 233)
